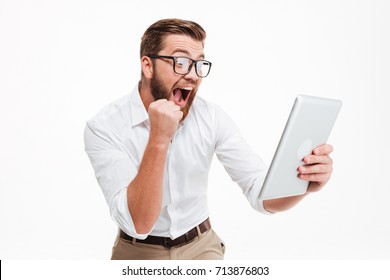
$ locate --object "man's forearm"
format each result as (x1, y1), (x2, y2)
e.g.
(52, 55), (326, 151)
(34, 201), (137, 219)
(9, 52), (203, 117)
(127, 141), (169, 234)
(263, 193), (308, 213)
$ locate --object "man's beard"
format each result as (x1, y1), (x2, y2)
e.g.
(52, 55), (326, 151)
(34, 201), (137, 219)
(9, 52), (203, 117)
(150, 74), (197, 121)
(150, 74), (169, 101)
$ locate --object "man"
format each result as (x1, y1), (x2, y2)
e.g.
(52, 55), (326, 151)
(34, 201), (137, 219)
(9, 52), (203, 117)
(84, 18), (334, 260)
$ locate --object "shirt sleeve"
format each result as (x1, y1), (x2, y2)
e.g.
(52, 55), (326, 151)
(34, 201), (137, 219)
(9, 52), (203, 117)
(84, 121), (152, 239)
(212, 104), (273, 215)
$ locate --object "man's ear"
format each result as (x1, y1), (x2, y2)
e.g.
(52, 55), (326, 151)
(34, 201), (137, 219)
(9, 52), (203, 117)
(141, 56), (153, 79)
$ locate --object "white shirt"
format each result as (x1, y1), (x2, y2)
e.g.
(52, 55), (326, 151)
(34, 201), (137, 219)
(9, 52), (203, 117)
(84, 85), (269, 240)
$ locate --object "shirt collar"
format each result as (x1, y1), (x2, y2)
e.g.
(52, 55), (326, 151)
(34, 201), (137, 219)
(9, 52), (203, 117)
(129, 84), (149, 127)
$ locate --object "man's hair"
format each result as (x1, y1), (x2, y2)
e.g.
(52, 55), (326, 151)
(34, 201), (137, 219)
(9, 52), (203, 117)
(140, 18), (206, 58)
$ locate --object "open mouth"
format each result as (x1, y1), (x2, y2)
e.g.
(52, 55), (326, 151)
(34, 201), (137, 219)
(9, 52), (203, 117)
(172, 87), (192, 107)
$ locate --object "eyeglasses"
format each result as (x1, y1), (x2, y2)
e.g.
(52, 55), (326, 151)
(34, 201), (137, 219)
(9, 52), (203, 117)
(147, 55), (212, 78)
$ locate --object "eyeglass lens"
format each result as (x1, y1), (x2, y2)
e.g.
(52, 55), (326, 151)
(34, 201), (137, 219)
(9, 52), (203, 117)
(174, 57), (211, 77)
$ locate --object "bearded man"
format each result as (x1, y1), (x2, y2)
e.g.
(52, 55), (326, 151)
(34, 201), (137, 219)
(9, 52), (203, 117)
(84, 18), (334, 260)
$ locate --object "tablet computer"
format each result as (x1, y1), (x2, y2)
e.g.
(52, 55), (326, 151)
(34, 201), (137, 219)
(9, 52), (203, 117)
(259, 95), (342, 200)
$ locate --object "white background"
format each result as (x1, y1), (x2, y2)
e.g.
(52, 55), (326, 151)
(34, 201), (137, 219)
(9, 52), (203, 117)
(1, 0), (389, 260)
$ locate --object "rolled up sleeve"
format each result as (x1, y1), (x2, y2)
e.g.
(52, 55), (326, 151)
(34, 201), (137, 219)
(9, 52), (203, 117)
(84, 122), (152, 239)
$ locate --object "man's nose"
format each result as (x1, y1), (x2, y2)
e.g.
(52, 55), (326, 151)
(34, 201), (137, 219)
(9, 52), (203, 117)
(184, 64), (200, 82)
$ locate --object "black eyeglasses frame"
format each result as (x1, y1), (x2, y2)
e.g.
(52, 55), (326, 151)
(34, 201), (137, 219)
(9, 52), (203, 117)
(147, 55), (212, 78)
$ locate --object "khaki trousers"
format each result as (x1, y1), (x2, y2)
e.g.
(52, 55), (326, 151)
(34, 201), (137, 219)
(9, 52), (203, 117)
(111, 228), (225, 260)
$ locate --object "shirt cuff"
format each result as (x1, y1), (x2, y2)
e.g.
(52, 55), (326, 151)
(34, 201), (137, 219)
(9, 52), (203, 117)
(244, 174), (275, 215)
(109, 188), (153, 240)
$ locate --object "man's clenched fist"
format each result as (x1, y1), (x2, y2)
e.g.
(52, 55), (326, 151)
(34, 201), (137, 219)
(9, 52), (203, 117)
(148, 99), (183, 144)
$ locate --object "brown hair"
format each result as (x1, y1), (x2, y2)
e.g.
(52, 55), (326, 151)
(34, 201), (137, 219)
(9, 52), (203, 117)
(140, 18), (206, 58)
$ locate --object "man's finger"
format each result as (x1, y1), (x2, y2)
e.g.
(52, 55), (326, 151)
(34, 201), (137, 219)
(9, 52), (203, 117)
(152, 98), (168, 105)
(312, 144), (333, 156)
(298, 172), (331, 183)
(168, 104), (181, 112)
(298, 163), (333, 175)
(176, 110), (184, 120)
(303, 154), (333, 165)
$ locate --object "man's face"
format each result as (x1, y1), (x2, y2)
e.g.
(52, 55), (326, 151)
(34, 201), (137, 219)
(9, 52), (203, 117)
(150, 34), (204, 120)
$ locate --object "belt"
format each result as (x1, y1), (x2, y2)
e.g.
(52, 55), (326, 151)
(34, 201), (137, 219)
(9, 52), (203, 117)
(119, 218), (211, 249)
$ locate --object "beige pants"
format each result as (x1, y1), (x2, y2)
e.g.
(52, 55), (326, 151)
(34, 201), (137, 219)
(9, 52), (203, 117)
(111, 228), (225, 260)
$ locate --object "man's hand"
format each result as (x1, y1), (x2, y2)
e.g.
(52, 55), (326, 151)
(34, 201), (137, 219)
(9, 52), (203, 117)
(148, 99), (183, 144)
(297, 143), (334, 193)
(263, 144), (334, 213)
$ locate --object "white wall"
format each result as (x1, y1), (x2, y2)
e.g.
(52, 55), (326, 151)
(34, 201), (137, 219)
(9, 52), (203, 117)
(1, 0), (389, 259)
